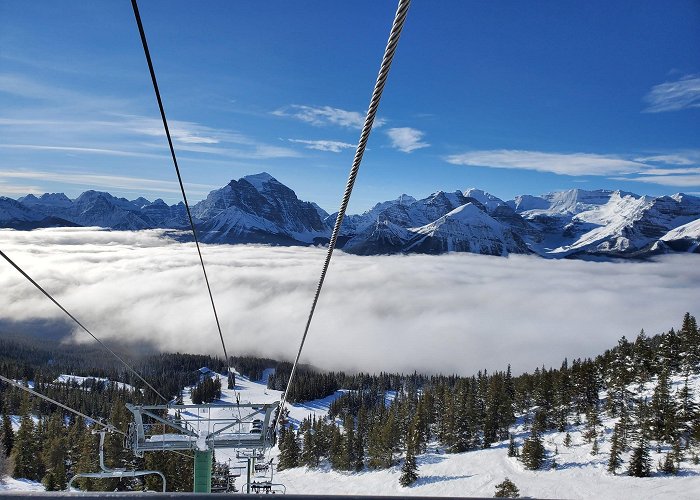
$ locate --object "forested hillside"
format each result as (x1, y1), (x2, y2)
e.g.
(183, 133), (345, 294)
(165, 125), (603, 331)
(1, 312), (698, 492)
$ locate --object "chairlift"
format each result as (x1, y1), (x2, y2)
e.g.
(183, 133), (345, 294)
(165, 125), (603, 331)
(68, 430), (166, 492)
(244, 480), (287, 495)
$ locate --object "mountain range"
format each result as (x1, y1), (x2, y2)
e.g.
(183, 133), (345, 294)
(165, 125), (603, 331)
(2, 172), (699, 259)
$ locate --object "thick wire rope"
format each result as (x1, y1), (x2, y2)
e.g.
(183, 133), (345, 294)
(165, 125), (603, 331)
(272, 0), (411, 435)
(0, 249), (168, 403)
(130, 0), (234, 387)
(0, 374), (123, 435)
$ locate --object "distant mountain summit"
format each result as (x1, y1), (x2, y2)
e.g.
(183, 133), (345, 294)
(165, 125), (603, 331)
(3, 175), (699, 259)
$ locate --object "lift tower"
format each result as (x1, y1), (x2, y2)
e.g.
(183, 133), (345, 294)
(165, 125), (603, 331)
(125, 402), (278, 493)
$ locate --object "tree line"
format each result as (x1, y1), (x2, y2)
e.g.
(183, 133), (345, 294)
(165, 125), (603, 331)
(275, 312), (700, 485)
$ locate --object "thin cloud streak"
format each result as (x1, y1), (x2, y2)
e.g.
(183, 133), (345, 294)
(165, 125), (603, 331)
(0, 171), (215, 195)
(446, 149), (647, 176)
(611, 174), (700, 188)
(643, 74), (700, 113)
(1, 228), (698, 376)
(288, 139), (356, 153)
(272, 105), (386, 129)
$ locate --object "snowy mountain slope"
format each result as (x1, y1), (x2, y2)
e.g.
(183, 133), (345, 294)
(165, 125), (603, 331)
(546, 192), (700, 257)
(3, 175), (699, 259)
(404, 203), (531, 256)
(463, 188), (506, 213)
(192, 173), (328, 244)
(0, 197), (75, 229)
(342, 219), (411, 255)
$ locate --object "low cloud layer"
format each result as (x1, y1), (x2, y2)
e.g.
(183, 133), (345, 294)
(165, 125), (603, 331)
(2, 228), (699, 376)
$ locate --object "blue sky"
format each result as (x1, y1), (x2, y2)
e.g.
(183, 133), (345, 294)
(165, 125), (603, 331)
(1, 0), (698, 213)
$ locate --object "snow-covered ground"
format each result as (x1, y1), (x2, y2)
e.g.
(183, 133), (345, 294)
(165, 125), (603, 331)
(2, 368), (699, 498)
(0, 477), (44, 492)
(177, 369), (700, 499)
(54, 374), (135, 392)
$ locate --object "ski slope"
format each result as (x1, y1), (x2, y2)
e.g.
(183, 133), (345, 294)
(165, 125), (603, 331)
(190, 369), (700, 499)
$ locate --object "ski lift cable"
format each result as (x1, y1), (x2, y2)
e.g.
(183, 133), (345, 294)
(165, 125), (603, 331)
(272, 0), (411, 434)
(0, 373), (125, 435)
(0, 373), (193, 461)
(0, 249), (168, 403)
(130, 0), (235, 392)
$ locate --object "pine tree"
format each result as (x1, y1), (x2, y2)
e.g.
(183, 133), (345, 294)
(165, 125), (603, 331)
(277, 428), (299, 471)
(507, 434), (518, 457)
(520, 430), (545, 470)
(659, 452), (678, 475)
(1, 414), (13, 456)
(607, 423), (623, 474)
(0, 442), (11, 480)
(627, 438), (651, 477)
(74, 429), (99, 491)
(342, 414), (356, 471)
(11, 397), (40, 480)
(300, 426), (317, 467)
(563, 432), (572, 448)
(494, 477), (520, 498)
(651, 368), (676, 443)
(399, 426), (418, 487)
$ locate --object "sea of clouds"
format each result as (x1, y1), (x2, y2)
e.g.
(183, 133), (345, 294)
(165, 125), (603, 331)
(1, 227), (699, 376)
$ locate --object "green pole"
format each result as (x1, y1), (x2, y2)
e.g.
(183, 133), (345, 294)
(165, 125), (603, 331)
(193, 450), (213, 493)
(246, 457), (252, 494)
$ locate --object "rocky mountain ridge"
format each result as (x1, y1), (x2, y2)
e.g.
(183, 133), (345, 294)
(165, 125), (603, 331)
(2, 172), (699, 259)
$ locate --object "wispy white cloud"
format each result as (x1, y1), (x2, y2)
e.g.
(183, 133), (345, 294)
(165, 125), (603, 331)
(0, 143), (169, 160)
(643, 74), (700, 113)
(634, 151), (700, 166)
(272, 105), (385, 129)
(288, 139), (356, 153)
(446, 149), (647, 176)
(611, 173), (700, 188)
(386, 127), (429, 153)
(1, 229), (698, 375)
(0, 180), (43, 195)
(0, 170), (215, 195)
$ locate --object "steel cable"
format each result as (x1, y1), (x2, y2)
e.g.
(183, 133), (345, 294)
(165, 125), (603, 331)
(273, 0), (411, 434)
(0, 374), (124, 435)
(130, 0), (232, 381)
(0, 249), (168, 403)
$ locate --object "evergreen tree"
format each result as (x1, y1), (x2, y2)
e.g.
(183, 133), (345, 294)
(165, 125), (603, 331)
(563, 432), (572, 448)
(1, 414), (13, 456)
(278, 428), (300, 470)
(676, 376), (697, 447)
(627, 438), (651, 477)
(11, 397), (40, 480)
(494, 477), (520, 498)
(399, 426), (418, 487)
(300, 426), (317, 468)
(74, 428), (99, 491)
(41, 413), (67, 491)
(659, 452), (678, 475)
(607, 423), (623, 475)
(507, 434), (518, 457)
(520, 430), (545, 470)
(0, 442), (11, 480)
(651, 369), (676, 443)
(329, 423), (346, 470)
(353, 407), (367, 471)
(342, 414), (356, 471)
